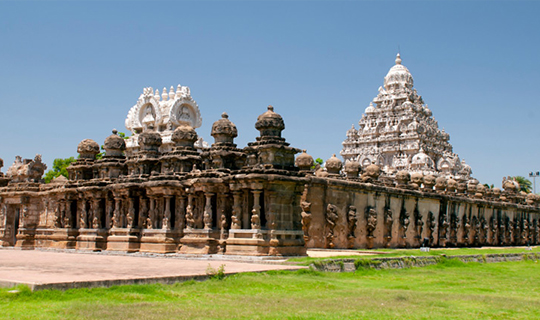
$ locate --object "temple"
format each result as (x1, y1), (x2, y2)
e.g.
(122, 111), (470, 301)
(341, 54), (472, 180)
(0, 55), (539, 255)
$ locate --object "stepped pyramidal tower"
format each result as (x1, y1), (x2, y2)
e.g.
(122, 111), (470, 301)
(341, 54), (473, 181)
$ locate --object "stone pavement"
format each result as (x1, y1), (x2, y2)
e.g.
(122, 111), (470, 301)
(0, 249), (304, 291)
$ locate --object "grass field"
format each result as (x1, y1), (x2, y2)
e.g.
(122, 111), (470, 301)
(1, 258), (540, 319)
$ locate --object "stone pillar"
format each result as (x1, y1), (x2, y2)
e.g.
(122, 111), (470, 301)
(92, 199), (101, 229)
(163, 196), (172, 230)
(218, 194), (228, 239)
(175, 196), (186, 231)
(203, 193), (214, 230)
(127, 197), (135, 228)
(80, 201), (87, 229)
(55, 201), (63, 228)
(186, 193), (195, 229)
(112, 197), (122, 228)
(251, 190), (262, 230)
(147, 197), (155, 229)
(65, 200), (73, 229)
(138, 197), (148, 228)
(231, 191), (242, 229)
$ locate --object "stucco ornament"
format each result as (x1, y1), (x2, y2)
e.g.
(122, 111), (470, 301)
(104, 129), (126, 157)
(325, 154), (342, 175)
(77, 139), (100, 159)
(255, 105), (285, 138)
(295, 150), (314, 171)
(361, 164), (380, 182)
(172, 125), (198, 148)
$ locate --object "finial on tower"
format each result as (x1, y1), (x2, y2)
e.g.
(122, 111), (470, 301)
(395, 53), (402, 65)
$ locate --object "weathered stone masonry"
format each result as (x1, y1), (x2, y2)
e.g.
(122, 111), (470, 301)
(1, 57), (539, 256)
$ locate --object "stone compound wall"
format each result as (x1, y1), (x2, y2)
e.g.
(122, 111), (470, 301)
(310, 253), (540, 272)
(302, 177), (540, 250)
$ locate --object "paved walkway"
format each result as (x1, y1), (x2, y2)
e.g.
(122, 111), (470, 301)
(0, 249), (304, 291)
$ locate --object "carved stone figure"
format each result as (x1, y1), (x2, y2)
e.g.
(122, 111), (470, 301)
(414, 209), (423, 239)
(427, 211), (436, 244)
(446, 178), (457, 193)
(325, 204), (339, 248)
(435, 176), (446, 193)
(449, 211), (460, 244)
(300, 200), (312, 241)
(400, 206), (410, 238)
(384, 208), (393, 238)
(6, 154), (47, 183)
(489, 215), (498, 244)
(462, 214), (470, 242)
(480, 216), (488, 244)
(471, 216), (479, 244)
(423, 175), (436, 191)
(365, 208), (377, 238)
(361, 164), (380, 183)
(439, 212), (449, 242)
(347, 206), (357, 239)
(410, 172), (423, 190)
(395, 171), (411, 188)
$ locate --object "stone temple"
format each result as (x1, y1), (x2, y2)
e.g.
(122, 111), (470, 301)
(0, 54), (539, 256)
(341, 54), (472, 181)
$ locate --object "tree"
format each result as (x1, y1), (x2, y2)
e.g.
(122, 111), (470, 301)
(312, 157), (324, 170)
(513, 176), (532, 193)
(43, 157), (76, 183)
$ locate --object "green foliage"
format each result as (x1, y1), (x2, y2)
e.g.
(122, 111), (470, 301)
(205, 264), (226, 280)
(513, 176), (533, 193)
(43, 157), (76, 183)
(311, 157), (324, 170)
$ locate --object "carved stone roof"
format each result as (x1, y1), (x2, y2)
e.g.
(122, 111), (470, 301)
(341, 53), (473, 180)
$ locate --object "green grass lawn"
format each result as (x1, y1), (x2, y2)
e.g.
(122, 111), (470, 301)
(1, 259), (540, 319)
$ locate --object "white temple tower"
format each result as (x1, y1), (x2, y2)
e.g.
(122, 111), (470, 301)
(124, 85), (207, 155)
(341, 54), (472, 180)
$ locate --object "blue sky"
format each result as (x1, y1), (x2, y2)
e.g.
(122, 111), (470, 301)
(0, 1), (539, 188)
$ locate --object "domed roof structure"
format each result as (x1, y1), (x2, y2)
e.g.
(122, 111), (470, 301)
(255, 105), (285, 139)
(104, 129), (126, 157)
(77, 139), (100, 159)
(295, 149), (314, 171)
(384, 53), (414, 90)
(172, 125), (198, 148)
(326, 154), (342, 175)
(211, 112), (238, 146)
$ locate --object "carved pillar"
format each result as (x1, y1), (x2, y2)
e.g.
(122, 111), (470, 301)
(163, 196), (172, 230)
(231, 191), (242, 229)
(175, 196), (186, 231)
(203, 193), (214, 230)
(138, 197), (148, 228)
(112, 197), (121, 228)
(127, 197), (135, 228)
(218, 194), (228, 239)
(92, 199), (101, 229)
(55, 201), (63, 228)
(186, 192), (195, 229)
(251, 190), (262, 230)
(147, 197), (155, 229)
(79, 201), (87, 229)
(65, 200), (72, 229)
(267, 194), (277, 241)
(0, 203), (6, 228)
